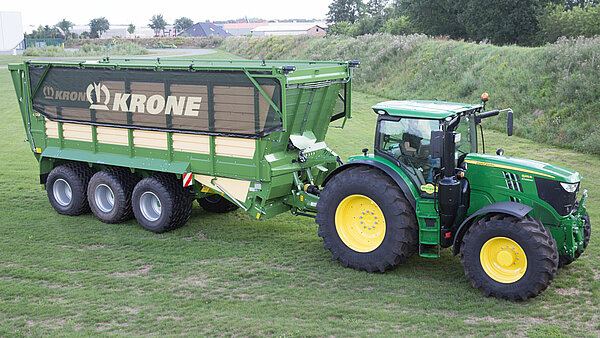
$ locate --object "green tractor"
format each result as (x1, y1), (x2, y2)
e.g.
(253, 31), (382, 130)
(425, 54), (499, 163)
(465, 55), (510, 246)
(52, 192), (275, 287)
(316, 94), (590, 300)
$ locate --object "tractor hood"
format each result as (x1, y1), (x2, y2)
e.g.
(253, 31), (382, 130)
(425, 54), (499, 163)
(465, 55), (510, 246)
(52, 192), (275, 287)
(464, 153), (581, 183)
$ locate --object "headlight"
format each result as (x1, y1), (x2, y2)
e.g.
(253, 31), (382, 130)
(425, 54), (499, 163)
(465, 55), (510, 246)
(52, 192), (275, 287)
(560, 182), (579, 193)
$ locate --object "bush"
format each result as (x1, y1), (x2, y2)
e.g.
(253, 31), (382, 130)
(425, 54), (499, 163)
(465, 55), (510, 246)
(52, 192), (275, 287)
(23, 42), (148, 57)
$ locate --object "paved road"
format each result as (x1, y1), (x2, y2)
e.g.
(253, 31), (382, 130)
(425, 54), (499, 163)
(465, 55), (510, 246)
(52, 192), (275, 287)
(0, 48), (217, 69)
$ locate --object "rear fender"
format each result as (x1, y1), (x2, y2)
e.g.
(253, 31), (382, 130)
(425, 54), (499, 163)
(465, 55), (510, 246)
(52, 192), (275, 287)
(322, 159), (417, 211)
(452, 201), (533, 255)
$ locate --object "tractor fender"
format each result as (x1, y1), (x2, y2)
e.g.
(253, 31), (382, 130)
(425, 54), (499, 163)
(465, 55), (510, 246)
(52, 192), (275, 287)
(322, 159), (417, 211)
(452, 201), (533, 256)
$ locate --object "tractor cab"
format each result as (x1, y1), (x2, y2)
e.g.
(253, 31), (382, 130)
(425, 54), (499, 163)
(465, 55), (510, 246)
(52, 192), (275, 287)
(372, 100), (479, 197)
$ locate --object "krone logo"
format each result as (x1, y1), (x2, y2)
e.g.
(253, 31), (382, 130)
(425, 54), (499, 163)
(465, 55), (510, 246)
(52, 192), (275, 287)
(43, 86), (54, 99)
(86, 83), (110, 110)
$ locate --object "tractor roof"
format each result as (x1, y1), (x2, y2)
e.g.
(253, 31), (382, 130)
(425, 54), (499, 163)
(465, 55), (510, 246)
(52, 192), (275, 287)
(372, 100), (482, 119)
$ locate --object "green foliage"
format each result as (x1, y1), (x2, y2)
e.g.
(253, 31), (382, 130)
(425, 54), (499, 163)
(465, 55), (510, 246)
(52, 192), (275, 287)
(22, 42), (148, 57)
(381, 16), (413, 35)
(127, 24), (136, 36)
(537, 3), (600, 44)
(459, 0), (543, 45)
(56, 19), (73, 38)
(221, 34), (600, 155)
(149, 14), (168, 36)
(89, 17), (110, 39)
(399, 0), (466, 39)
(327, 21), (354, 36)
(327, 0), (363, 23)
(174, 17), (194, 32)
(25, 25), (63, 39)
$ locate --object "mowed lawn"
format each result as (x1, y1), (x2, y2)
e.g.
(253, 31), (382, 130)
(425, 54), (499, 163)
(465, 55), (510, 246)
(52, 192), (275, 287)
(0, 54), (599, 336)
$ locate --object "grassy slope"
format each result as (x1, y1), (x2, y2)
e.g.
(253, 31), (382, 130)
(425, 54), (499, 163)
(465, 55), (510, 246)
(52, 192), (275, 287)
(221, 35), (600, 155)
(0, 52), (598, 335)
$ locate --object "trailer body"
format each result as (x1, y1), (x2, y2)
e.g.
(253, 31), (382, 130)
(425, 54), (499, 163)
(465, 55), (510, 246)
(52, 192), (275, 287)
(9, 58), (356, 219)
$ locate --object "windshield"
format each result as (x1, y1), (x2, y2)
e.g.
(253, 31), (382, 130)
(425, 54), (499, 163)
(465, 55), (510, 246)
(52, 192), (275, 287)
(455, 114), (477, 155)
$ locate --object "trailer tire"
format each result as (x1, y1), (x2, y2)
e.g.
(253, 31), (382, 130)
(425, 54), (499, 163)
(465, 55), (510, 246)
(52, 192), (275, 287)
(316, 166), (418, 273)
(460, 214), (558, 301)
(88, 168), (140, 224)
(558, 212), (591, 267)
(197, 194), (239, 213)
(46, 163), (94, 216)
(132, 174), (192, 233)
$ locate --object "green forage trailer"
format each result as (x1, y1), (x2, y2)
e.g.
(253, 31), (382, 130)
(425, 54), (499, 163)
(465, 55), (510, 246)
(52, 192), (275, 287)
(9, 59), (590, 300)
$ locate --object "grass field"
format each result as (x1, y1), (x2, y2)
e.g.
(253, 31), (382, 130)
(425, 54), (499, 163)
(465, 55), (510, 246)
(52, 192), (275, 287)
(0, 52), (598, 336)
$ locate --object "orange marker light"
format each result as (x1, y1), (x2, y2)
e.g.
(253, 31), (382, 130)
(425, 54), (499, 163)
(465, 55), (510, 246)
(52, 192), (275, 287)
(481, 92), (489, 101)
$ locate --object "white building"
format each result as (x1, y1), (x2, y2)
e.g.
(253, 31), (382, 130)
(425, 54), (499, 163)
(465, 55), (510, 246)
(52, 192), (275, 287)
(0, 11), (24, 52)
(250, 22), (327, 36)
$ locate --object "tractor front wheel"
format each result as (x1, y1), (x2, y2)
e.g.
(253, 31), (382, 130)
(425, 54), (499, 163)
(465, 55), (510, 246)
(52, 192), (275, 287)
(316, 166), (418, 273)
(460, 214), (558, 301)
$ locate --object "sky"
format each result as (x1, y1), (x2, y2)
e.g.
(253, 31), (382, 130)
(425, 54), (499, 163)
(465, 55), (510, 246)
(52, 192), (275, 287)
(4, 0), (329, 27)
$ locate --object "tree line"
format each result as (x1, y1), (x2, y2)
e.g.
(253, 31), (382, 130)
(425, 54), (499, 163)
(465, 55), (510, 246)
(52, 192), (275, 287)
(327, 0), (600, 45)
(25, 15), (197, 40)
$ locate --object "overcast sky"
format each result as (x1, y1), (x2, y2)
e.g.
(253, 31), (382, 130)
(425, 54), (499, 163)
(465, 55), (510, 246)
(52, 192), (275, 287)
(5, 0), (329, 27)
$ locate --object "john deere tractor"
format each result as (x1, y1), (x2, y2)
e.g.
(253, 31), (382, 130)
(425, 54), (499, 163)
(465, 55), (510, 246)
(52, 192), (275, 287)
(316, 94), (590, 300)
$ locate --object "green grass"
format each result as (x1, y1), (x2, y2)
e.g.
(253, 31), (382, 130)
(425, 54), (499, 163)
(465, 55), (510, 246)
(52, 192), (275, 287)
(1, 62), (599, 335)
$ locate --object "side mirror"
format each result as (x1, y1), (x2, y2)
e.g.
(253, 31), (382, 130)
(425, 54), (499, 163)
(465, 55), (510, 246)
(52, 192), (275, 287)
(507, 109), (513, 136)
(430, 130), (443, 159)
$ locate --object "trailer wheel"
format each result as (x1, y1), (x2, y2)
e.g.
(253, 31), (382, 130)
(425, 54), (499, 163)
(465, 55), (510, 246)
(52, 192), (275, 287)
(558, 212), (591, 267)
(132, 174), (192, 233)
(197, 194), (239, 213)
(88, 168), (140, 224)
(46, 163), (94, 216)
(460, 214), (558, 301)
(316, 166), (417, 273)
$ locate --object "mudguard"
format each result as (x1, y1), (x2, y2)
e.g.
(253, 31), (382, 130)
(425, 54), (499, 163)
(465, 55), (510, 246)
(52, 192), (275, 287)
(322, 159), (417, 211)
(452, 201), (533, 255)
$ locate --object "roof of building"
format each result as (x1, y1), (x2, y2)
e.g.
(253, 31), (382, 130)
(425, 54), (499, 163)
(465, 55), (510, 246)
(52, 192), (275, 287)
(251, 22), (327, 32)
(372, 100), (482, 119)
(179, 22), (231, 37)
(222, 22), (268, 29)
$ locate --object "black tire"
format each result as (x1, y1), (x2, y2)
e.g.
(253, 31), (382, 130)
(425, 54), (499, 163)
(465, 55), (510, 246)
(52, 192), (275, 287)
(460, 214), (559, 301)
(316, 166), (418, 273)
(197, 194), (239, 213)
(558, 212), (591, 267)
(87, 168), (140, 224)
(46, 163), (94, 216)
(131, 174), (192, 233)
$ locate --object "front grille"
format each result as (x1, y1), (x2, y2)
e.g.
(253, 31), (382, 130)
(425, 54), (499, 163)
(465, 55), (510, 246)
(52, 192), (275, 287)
(503, 171), (523, 192)
(535, 177), (579, 216)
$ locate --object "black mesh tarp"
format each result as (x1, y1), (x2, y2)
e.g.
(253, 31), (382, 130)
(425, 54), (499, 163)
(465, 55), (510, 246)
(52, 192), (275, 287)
(29, 65), (283, 137)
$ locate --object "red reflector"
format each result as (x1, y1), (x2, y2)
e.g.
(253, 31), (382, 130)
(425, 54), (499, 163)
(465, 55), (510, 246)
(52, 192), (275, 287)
(445, 232), (452, 238)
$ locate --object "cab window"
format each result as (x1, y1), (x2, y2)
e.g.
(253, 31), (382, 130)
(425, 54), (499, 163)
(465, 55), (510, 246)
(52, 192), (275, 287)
(377, 118), (441, 189)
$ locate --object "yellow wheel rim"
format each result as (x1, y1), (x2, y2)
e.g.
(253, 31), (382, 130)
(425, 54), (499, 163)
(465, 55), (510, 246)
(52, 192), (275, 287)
(334, 194), (386, 253)
(480, 237), (527, 283)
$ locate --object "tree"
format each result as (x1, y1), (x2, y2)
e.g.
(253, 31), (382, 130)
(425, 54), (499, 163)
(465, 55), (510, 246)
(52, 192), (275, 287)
(26, 25), (62, 39)
(366, 0), (388, 16)
(458, 0), (544, 45)
(327, 0), (363, 23)
(381, 16), (413, 35)
(327, 21), (354, 35)
(398, 0), (466, 39)
(127, 24), (136, 36)
(89, 17), (110, 38)
(56, 19), (73, 39)
(149, 14), (168, 37)
(174, 17), (194, 32)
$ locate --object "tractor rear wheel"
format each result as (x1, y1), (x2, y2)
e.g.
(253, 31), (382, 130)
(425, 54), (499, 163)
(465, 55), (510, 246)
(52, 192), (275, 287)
(316, 166), (418, 273)
(558, 212), (591, 267)
(197, 194), (238, 213)
(132, 174), (192, 233)
(46, 163), (94, 216)
(460, 214), (558, 301)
